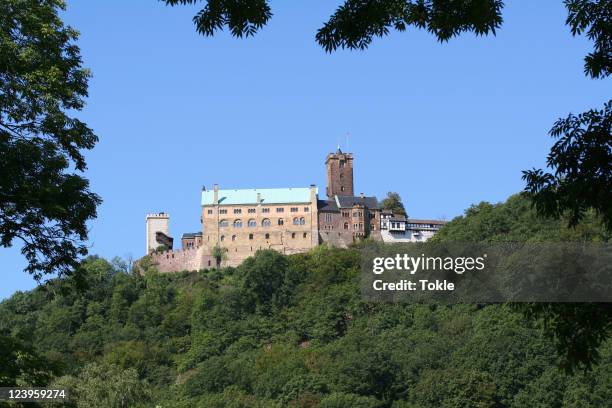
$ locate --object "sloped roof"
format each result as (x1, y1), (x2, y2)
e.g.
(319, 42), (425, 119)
(335, 195), (379, 209)
(202, 187), (315, 206)
(317, 199), (338, 212)
(407, 219), (446, 225)
(182, 232), (202, 238)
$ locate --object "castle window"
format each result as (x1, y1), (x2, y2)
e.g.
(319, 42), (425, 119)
(248, 208), (256, 214)
(219, 209), (227, 214)
(276, 207), (284, 213)
(278, 219), (284, 226)
(325, 213), (332, 222)
(233, 219), (242, 228)
(262, 218), (271, 227)
(220, 235), (225, 241)
(234, 209), (242, 214)
(249, 233), (253, 240)
(248, 219), (257, 227)
(265, 233), (270, 240)
(340, 186), (345, 192)
(207, 209), (213, 215)
(342, 211), (349, 217)
(290, 207), (298, 212)
(219, 219), (228, 227)
(304, 207), (309, 212)
(344, 222), (349, 230)
(293, 217), (300, 225)
(300, 217), (305, 225)
(340, 161), (345, 168)
(232, 235), (236, 241)
(291, 233), (296, 239)
(303, 232), (307, 238)
(262, 208), (270, 213)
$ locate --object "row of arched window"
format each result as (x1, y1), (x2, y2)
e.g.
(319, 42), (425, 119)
(219, 217), (305, 228)
(219, 232), (308, 242)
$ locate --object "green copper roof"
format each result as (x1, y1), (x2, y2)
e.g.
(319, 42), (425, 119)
(202, 187), (316, 206)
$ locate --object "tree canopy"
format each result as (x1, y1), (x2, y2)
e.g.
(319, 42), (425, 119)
(162, 0), (504, 51)
(0, 0), (100, 281)
(432, 193), (612, 370)
(380, 191), (407, 217)
(1, 228), (610, 405)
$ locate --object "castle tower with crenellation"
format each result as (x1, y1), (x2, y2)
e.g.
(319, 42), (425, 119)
(145, 212), (172, 253)
(325, 148), (354, 198)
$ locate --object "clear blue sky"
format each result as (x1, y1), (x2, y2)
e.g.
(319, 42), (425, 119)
(1, 1), (609, 298)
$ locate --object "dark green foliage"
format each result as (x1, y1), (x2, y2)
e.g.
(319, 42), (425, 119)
(0, 0), (101, 281)
(433, 193), (612, 371)
(316, 0), (503, 52)
(163, 0), (504, 52)
(1, 229), (611, 405)
(523, 100), (612, 232)
(565, 0), (612, 79)
(0, 334), (58, 387)
(380, 192), (407, 217)
(524, 303), (612, 372)
(162, 0), (272, 37)
(523, 1), (612, 235)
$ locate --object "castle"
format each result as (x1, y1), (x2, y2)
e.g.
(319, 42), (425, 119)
(145, 150), (445, 272)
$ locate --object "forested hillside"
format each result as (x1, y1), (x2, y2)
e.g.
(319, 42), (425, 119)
(1, 194), (610, 407)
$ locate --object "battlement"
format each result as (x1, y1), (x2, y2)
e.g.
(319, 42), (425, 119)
(146, 245), (212, 273)
(150, 246), (199, 257)
(146, 212), (169, 219)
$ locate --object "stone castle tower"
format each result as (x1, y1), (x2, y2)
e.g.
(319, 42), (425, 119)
(325, 149), (354, 198)
(145, 212), (171, 253)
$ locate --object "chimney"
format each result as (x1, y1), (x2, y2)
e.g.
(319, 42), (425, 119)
(213, 183), (219, 205)
(256, 192), (261, 204)
(360, 192), (365, 199)
(310, 184), (317, 202)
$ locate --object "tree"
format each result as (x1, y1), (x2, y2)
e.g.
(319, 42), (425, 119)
(0, 334), (58, 387)
(523, 0), (612, 232)
(433, 193), (611, 371)
(152, 244), (170, 253)
(0, 0), (100, 281)
(49, 362), (151, 408)
(161, 0), (504, 52)
(238, 249), (288, 309)
(212, 243), (228, 269)
(380, 192), (407, 217)
(523, 98), (612, 232)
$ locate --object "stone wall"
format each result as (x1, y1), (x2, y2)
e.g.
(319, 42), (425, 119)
(147, 247), (214, 273)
